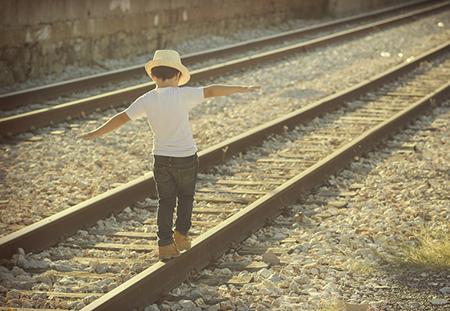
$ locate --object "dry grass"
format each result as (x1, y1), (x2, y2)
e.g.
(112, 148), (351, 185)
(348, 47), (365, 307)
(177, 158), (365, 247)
(320, 300), (345, 311)
(345, 258), (376, 275)
(320, 300), (373, 311)
(390, 226), (450, 270)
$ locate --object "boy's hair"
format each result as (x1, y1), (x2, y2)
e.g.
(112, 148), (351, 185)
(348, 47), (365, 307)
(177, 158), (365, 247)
(151, 66), (180, 80)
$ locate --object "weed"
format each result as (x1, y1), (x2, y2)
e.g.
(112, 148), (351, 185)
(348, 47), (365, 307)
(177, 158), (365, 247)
(389, 226), (450, 270)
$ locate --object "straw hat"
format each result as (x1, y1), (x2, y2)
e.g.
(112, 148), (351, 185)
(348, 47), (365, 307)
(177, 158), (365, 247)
(145, 50), (190, 86)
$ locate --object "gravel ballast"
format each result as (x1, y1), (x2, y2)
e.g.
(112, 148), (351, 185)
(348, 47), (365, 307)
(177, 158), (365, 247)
(1, 7), (430, 118)
(1, 64), (447, 310)
(1, 10), (449, 236)
(0, 2), (429, 95)
(146, 103), (450, 311)
(0, 18), (326, 95)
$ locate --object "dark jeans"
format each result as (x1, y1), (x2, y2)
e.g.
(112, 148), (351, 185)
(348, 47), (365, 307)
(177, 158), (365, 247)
(153, 153), (198, 246)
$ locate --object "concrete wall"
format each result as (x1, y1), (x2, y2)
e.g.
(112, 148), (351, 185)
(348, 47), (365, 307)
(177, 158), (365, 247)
(0, 0), (408, 86)
(330, 0), (409, 17)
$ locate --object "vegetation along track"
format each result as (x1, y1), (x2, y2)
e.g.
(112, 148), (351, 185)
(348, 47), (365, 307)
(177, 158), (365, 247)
(0, 42), (449, 310)
(0, 0), (449, 136)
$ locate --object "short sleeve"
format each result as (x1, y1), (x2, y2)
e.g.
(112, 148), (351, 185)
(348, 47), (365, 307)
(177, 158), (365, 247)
(180, 87), (205, 110)
(124, 93), (148, 120)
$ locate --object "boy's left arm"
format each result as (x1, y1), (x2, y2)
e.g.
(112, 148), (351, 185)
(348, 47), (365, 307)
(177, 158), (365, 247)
(203, 85), (260, 98)
(80, 112), (130, 140)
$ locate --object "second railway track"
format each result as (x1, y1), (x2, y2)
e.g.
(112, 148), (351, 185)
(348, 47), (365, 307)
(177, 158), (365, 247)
(0, 0), (438, 110)
(0, 0), (449, 136)
(0, 41), (449, 310)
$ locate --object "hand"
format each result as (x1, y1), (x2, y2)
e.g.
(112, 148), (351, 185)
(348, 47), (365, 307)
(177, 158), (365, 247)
(80, 131), (97, 140)
(243, 85), (261, 93)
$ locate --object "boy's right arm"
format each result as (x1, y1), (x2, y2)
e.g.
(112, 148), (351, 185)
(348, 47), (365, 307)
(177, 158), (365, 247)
(203, 84), (260, 98)
(80, 112), (130, 140)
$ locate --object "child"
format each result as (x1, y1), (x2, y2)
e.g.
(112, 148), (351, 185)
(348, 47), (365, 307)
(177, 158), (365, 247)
(81, 50), (260, 260)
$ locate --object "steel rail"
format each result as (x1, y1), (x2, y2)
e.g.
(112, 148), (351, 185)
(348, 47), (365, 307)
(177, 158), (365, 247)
(0, 1), (448, 136)
(0, 41), (447, 260)
(83, 81), (450, 311)
(0, 0), (436, 110)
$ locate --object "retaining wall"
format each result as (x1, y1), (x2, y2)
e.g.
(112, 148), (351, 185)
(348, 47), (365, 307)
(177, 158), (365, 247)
(0, 0), (410, 86)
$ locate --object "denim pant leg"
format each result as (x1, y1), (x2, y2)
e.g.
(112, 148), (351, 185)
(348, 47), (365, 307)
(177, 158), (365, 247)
(154, 163), (177, 246)
(174, 157), (198, 235)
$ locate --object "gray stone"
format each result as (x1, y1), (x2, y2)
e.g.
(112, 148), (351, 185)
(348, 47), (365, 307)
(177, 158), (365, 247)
(178, 299), (196, 309)
(269, 273), (283, 283)
(310, 268), (319, 276)
(12, 278), (37, 290)
(349, 183), (364, 190)
(293, 275), (310, 284)
(329, 200), (348, 208)
(59, 276), (76, 286)
(189, 289), (202, 299)
(20, 299), (33, 308)
(262, 251), (280, 265)
(21, 258), (49, 270)
(0, 271), (14, 283)
(75, 301), (86, 310)
(13, 255), (26, 268)
(289, 280), (300, 293)
(220, 301), (234, 309)
(197, 284), (216, 299)
(295, 212), (304, 223)
(144, 305), (160, 311)
(11, 266), (26, 276)
(194, 298), (206, 306)
(27, 136), (43, 142)
(439, 286), (450, 295)
(94, 263), (109, 274)
(6, 289), (21, 299)
(51, 262), (73, 272)
(431, 298), (448, 306)
(207, 305), (220, 311)
(33, 283), (51, 291)
(82, 294), (98, 305)
(257, 268), (272, 279)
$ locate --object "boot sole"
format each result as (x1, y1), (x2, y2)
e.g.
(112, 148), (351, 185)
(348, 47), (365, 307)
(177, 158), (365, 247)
(159, 254), (179, 261)
(174, 243), (191, 252)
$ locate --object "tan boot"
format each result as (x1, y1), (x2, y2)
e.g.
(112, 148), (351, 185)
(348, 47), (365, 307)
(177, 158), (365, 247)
(174, 231), (191, 251)
(158, 243), (180, 260)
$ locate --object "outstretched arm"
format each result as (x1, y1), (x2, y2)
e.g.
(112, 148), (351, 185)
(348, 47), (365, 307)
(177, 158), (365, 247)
(80, 112), (130, 140)
(203, 84), (260, 98)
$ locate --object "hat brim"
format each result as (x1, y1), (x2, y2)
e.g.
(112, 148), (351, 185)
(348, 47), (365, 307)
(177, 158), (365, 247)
(145, 59), (190, 86)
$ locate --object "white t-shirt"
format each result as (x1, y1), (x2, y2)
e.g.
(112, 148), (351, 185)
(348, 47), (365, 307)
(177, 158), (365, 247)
(124, 86), (204, 157)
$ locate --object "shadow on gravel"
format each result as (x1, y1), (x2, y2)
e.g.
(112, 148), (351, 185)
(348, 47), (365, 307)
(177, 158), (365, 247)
(296, 106), (448, 310)
(157, 106), (448, 310)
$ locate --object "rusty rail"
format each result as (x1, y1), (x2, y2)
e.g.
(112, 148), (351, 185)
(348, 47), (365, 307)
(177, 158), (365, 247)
(0, 0), (448, 136)
(0, 0), (435, 110)
(0, 41), (447, 260)
(83, 80), (450, 311)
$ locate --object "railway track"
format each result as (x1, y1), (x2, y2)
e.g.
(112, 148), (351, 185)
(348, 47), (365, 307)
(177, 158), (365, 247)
(0, 41), (449, 310)
(0, 0), (448, 136)
(0, 0), (435, 110)
(159, 109), (450, 310)
(1, 40), (448, 259)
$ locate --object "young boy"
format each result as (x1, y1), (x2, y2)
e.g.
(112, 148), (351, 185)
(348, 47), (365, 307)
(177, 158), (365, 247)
(81, 50), (260, 260)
